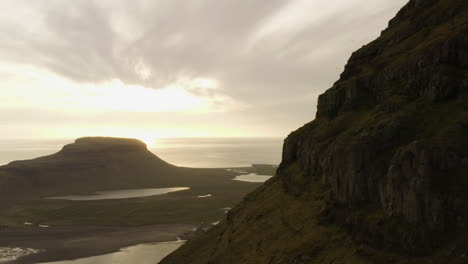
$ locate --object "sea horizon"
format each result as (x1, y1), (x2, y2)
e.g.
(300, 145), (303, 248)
(0, 137), (284, 168)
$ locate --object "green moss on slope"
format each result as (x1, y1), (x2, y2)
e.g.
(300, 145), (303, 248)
(161, 0), (468, 263)
(162, 163), (468, 264)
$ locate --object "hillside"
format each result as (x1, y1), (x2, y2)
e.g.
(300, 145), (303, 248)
(0, 137), (235, 200)
(0, 137), (267, 227)
(161, 0), (468, 263)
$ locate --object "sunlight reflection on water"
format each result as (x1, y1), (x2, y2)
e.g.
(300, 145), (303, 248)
(46, 187), (190, 201)
(233, 173), (272, 183)
(37, 241), (185, 264)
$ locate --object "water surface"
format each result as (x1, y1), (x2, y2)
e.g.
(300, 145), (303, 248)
(233, 173), (272, 183)
(0, 138), (283, 168)
(0, 247), (41, 263)
(46, 187), (190, 201)
(37, 241), (184, 264)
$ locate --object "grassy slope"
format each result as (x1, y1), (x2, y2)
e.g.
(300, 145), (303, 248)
(162, 164), (468, 264)
(0, 165), (274, 227)
(161, 0), (468, 263)
(0, 181), (259, 227)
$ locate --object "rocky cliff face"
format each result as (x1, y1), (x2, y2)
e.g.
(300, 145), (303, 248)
(161, 0), (468, 263)
(281, 0), (468, 231)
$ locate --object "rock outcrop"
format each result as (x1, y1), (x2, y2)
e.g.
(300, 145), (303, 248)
(161, 0), (468, 263)
(281, 0), (468, 232)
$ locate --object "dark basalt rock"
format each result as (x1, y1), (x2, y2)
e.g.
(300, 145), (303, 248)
(282, 0), (468, 236)
(317, 0), (468, 119)
(381, 141), (468, 229)
(160, 0), (468, 263)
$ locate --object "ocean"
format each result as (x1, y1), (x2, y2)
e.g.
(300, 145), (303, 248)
(0, 138), (284, 168)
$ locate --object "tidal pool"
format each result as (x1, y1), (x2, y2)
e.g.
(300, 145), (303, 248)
(37, 241), (184, 264)
(46, 187), (190, 201)
(233, 173), (272, 183)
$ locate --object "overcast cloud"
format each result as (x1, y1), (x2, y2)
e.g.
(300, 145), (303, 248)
(0, 0), (408, 139)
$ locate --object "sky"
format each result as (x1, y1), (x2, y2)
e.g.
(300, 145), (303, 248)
(0, 0), (408, 143)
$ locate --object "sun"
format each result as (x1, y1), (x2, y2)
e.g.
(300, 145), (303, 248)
(133, 134), (156, 147)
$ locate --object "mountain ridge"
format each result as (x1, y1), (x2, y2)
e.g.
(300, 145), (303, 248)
(160, 0), (468, 263)
(0, 137), (232, 201)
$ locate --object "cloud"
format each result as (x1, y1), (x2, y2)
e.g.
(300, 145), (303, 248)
(0, 0), (409, 137)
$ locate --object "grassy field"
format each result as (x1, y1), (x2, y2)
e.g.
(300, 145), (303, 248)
(0, 164), (276, 227)
(0, 137), (278, 228)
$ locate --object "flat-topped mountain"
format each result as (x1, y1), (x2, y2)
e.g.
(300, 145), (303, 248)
(0, 137), (231, 201)
(161, 0), (468, 263)
(0, 138), (272, 263)
(61, 137), (150, 153)
(6, 137), (170, 171)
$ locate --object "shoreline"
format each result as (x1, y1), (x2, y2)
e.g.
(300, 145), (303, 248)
(0, 224), (197, 264)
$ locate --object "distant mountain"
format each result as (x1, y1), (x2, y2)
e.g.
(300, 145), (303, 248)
(0, 137), (233, 201)
(161, 0), (468, 263)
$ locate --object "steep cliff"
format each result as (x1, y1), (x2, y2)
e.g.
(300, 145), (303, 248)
(161, 0), (468, 263)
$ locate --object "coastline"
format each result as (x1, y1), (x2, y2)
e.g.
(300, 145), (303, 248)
(0, 224), (197, 264)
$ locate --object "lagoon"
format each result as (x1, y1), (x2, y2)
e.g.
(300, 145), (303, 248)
(46, 187), (190, 201)
(233, 173), (272, 183)
(37, 241), (184, 264)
